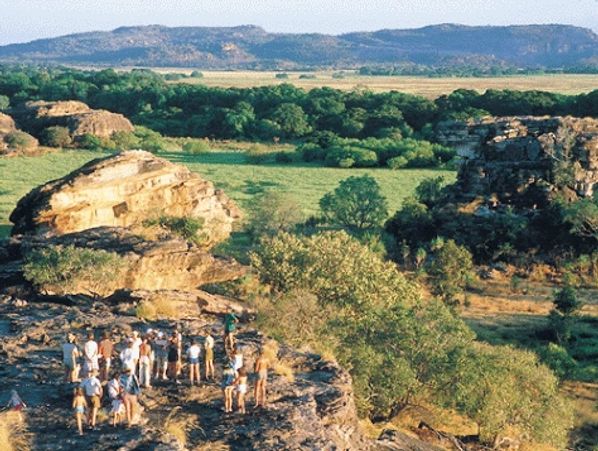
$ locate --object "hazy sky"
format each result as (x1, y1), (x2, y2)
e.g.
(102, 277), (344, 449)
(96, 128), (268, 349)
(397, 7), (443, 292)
(1, 0), (597, 45)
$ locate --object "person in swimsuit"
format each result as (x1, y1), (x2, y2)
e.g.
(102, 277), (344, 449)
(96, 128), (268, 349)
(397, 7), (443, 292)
(234, 367), (248, 414)
(167, 342), (180, 384)
(98, 330), (114, 382)
(139, 336), (152, 388)
(72, 387), (87, 436)
(254, 350), (270, 408)
(221, 362), (236, 413)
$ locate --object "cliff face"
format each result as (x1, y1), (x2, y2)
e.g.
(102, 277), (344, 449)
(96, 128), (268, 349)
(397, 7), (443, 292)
(436, 116), (598, 207)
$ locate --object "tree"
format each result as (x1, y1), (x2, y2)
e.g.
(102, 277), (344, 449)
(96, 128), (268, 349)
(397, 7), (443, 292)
(40, 126), (72, 148)
(246, 191), (304, 240)
(0, 95), (9, 111)
(415, 176), (447, 207)
(268, 103), (312, 138)
(426, 239), (474, 304)
(549, 283), (583, 344)
(3, 131), (38, 151)
(319, 175), (388, 230)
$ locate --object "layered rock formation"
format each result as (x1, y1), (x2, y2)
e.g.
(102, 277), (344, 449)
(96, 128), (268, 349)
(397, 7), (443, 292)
(436, 116), (598, 207)
(10, 150), (240, 245)
(13, 100), (134, 138)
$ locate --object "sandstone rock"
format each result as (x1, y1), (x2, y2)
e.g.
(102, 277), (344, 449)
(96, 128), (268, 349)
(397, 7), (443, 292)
(13, 100), (134, 138)
(0, 112), (16, 134)
(10, 150), (241, 246)
(2, 227), (245, 296)
(436, 116), (598, 207)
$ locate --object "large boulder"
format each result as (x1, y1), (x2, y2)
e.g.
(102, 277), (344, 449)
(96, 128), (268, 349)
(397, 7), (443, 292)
(0, 112), (16, 134)
(10, 150), (241, 246)
(436, 116), (598, 206)
(13, 100), (134, 138)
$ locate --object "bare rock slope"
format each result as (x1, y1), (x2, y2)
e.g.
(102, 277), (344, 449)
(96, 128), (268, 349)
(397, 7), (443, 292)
(10, 150), (240, 244)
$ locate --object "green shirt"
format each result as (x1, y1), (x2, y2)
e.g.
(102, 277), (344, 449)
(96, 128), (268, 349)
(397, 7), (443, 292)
(224, 313), (237, 332)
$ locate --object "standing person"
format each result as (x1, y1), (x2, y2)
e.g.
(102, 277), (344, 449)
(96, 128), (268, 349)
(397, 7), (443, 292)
(221, 362), (236, 413)
(107, 373), (124, 427)
(130, 331), (142, 374)
(119, 368), (141, 427)
(203, 331), (215, 380)
(167, 342), (181, 384)
(98, 331), (114, 382)
(147, 329), (156, 380)
(80, 369), (103, 429)
(224, 309), (238, 352)
(83, 332), (99, 379)
(232, 345), (244, 372)
(139, 336), (152, 388)
(234, 368), (248, 414)
(62, 334), (81, 383)
(186, 338), (201, 386)
(171, 327), (183, 378)
(153, 331), (169, 380)
(72, 387), (87, 436)
(120, 339), (137, 372)
(254, 350), (270, 408)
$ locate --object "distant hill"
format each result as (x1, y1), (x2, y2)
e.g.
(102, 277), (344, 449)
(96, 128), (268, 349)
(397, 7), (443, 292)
(0, 24), (596, 70)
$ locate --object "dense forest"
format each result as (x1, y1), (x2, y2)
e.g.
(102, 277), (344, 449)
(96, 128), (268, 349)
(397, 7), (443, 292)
(0, 65), (597, 169)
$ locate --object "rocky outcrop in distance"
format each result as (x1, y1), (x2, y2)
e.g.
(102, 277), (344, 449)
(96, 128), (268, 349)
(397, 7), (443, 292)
(10, 150), (241, 245)
(0, 111), (40, 156)
(13, 100), (134, 138)
(436, 116), (598, 207)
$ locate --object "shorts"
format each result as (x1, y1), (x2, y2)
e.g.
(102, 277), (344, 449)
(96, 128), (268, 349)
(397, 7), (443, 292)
(237, 384), (247, 395)
(84, 359), (99, 372)
(100, 358), (111, 369)
(110, 399), (124, 415)
(75, 406), (85, 414)
(64, 360), (76, 370)
(205, 348), (213, 362)
(189, 357), (199, 365)
(87, 395), (101, 409)
(257, 369), (268, 381)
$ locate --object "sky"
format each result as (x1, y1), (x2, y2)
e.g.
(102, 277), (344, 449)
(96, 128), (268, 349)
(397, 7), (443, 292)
(0, 0), (597, 45)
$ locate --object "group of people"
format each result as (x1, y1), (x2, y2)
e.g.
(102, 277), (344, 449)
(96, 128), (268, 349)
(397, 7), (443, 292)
(61, 311), (270, 436)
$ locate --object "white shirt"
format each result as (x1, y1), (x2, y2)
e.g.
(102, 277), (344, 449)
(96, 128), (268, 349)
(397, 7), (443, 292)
(131, 337), (142, 360)
(204, 335), (214, 350)
(84, 340), (98, 363)
(107, 379), (120, 400)
(120, 348), (136, 371)
(187, 344), (201, 359)
(81, 376), (102, 397)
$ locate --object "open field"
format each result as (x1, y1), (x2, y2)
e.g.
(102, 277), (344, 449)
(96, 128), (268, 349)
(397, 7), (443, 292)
(162, 70), (598, 98)
(0, 149), (455, 237)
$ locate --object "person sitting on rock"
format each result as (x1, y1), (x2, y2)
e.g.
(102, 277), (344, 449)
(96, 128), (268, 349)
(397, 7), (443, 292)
(224, 309), (238, 352)
(167, 342), (181, 384)
(107, 373), (124, 427)
(80, 369), (103, 430)
(83, 331), (99, 379)
(72, 387), (87, 436)
(187, 337), (201, 386)
(120, 339), (137, 373)
(254, 349), (270, 408)
(234, 367), (248, 414)
(98, 330), (114, 382)
(62, 333), (81, 383)
(119, 367), (141, 427)
(152, 331), (169, 381)
(139, 336), (152, 389)
(203, 331), (215, 381)
(221, 361), (237, 414)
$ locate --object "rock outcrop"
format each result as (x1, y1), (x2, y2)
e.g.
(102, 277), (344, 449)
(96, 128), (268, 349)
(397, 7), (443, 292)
(13, 100), (134, 138)
(0, 112), (16, 134)
(10, 150), (241, 245)
(436, 116), (598, 207)
(0, 112), (40, 156)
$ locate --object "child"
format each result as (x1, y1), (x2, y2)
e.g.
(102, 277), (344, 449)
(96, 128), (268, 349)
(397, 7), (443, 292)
(234, 367), (248, 414)
(72, 387), (87, 436)
(107, 373), (124, 427)
(221, 362), (236, 413)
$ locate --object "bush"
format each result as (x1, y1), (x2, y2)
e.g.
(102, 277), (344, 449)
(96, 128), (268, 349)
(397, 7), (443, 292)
(190, 70), (204, 78)
(4, 131), (38, 151)
(538, 343), (577, 379)
(23, 245), (124, 297)
(298, 143), (325, 162)
(133, 126), (169, 152)
(245, 146), (272, 164)
(274, 150), (295, 163)
(415, 176), (448, 207)
(324, 146), (378, 168)
(143, 216), (206, 245)
(0, 95), (9, 111)
(320, 175), (388, 230)
(76, 133), (103, 150)
(275, 73), (289, 79)
(246, 191), (304, 239)
(182, 140), (210, 154)
(40, 126), (72, 148)
(111, 131), (141, 150)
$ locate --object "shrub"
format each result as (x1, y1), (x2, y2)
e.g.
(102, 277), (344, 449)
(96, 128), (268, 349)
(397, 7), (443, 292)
(549, 284), (584, 343)
(324, 146), (378, 168)
(76, 133), (103, 150)
(275, 73), (289, 79)
(133, 126), (169, 152)
(298, 143), (325, 162)
(538, 343), (577, 379)
(23, 245), (124, 297)
(182, 140), (210, 154)
(190, 70), (204, 78)
(319, 175), (388, 230)
(4, 131), (38, 151)
(40, 126), (72, 148)
(415, 176), (448, 207)
(387, 156), (408, 169)
(274, 150), (295, 163)
(245, 146), (271, 164)
(143, 216), (206, 245)
(111, 131), (141, 150)
(246, 191), (304, 239)
(0, 95), (9, 111)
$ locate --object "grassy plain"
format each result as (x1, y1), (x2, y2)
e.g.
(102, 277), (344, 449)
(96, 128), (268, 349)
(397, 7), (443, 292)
(164, 70), (598, 98)
(0, 148), (455, 237)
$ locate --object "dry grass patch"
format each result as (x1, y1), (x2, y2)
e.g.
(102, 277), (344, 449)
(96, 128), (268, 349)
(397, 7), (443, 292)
(262, 340), (295, 382)
(164, 408), (201, 448)
(136, 296), (199, 320)
(0, 411), (31, 451)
